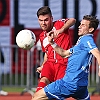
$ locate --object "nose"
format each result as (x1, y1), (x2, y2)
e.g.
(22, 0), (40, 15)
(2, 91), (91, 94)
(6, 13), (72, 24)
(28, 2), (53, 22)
(78, 25), (81, 29)
(43, 20), (45, 24)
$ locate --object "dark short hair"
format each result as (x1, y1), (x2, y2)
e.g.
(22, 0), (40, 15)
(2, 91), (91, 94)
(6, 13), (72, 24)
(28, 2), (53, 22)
(83, 15), (100, 33)
(37, 6), (52, 18)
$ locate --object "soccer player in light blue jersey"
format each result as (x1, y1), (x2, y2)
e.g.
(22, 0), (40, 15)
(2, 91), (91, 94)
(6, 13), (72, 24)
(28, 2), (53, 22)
(32, 15), (100, 100)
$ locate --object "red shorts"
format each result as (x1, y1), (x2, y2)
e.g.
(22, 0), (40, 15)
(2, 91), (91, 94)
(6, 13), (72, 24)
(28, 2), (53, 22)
(41, 61), (67, 82)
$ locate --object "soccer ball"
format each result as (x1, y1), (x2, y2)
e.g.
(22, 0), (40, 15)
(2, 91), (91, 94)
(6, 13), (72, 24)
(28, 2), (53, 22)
(16, 29), (36, 50)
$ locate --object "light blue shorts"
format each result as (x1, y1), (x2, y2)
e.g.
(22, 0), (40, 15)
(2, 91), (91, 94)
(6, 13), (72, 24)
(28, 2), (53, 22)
(44, 79), (90, 100)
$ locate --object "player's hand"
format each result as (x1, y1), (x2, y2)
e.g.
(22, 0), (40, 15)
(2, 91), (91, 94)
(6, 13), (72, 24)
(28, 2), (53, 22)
(47, 31), (55, 45)
(53, 29), (62, 37)
(53, 30), (59, 37)
(98, 69), (100, 76)
(49, 29), (61, 38)
(36, 66), (43, 73)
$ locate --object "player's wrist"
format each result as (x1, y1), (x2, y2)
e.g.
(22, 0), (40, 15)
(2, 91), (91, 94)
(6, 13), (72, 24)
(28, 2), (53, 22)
(51, 42), (57, 48)
(99, 66), (100, 69)
(41, 65), (43, 68)
(60, 27), (65, 33)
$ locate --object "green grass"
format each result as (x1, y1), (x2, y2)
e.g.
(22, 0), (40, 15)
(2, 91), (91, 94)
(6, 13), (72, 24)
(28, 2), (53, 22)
(2, 86), (36, 93)
(2, 86), (96, 93)
(2, 87), (25, 92)
(88, 87), (95, 92)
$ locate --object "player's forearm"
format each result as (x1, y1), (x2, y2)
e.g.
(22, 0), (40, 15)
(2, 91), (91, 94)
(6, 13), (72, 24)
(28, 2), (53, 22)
(51, 43), (70, 58)
(60, 18), (76, 33)
(91, 48), (100, 76)
(41, 53), (47, 66)
(91, 49), (100, 66)
(98, 66), (100, 76)
(96, 58), (100, 77)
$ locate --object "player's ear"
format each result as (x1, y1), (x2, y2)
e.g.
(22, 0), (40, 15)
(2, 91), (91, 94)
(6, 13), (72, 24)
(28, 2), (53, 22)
(89, 27), (94, 33)
(51, 16), (53, 21)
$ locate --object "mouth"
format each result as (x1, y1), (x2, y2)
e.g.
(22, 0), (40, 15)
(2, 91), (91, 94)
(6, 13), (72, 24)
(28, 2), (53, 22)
(78, 29), (81, 33)
(41, 25), (47, 28)
(41, 25), (47, 31)
(78, 30), (80, 33)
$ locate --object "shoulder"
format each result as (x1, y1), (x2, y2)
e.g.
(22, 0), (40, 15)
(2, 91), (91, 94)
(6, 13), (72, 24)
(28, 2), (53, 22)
(81, 35), (94, 42)
(81, 35), (96, 49)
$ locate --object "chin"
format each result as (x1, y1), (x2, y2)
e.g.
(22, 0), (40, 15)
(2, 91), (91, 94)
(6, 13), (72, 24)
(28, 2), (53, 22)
(42, 27), (47, 31)
(78, 33), (82, 36)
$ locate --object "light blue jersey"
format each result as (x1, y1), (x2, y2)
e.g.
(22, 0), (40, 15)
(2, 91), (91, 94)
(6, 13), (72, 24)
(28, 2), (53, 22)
(63, 34), (97, 87)
(44, 34), (97, 100)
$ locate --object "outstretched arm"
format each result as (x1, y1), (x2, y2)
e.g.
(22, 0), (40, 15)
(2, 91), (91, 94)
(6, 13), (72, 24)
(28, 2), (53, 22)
(52, 18), (76, 37)
(36, 53), (47, 73)
(47, 32), (71, 58)
(60, 18), (76, 32)
(91, 48), (100, 76)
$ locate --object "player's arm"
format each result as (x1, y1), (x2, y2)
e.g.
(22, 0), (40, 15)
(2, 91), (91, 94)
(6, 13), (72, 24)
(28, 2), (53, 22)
(60, 18), (76, 33)
(90, 48), (100, 76)
(47, 32), (71, 58)
(42, 53), (48, 64)
(52, 18), (76, 37)
(51, 43), (71, 58)
(36, 53), (47, 73)
(54, 18), (76, 36)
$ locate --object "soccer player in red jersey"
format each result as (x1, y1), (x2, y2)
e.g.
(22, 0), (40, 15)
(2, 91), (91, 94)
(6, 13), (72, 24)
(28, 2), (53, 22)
(35, 6), (76, 92)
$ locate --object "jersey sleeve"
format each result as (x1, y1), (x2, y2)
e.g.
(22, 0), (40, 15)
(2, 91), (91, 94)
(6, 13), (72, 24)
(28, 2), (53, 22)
(69, 47), (73, 54)
(70, 36), (97, 54)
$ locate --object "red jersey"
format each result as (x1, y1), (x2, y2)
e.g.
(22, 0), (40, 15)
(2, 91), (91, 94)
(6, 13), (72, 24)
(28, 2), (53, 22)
(39, 19), (72, 65)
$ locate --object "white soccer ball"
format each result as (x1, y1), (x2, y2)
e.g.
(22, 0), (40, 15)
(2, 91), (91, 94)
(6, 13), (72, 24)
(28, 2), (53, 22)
(16, 29), (36, 50)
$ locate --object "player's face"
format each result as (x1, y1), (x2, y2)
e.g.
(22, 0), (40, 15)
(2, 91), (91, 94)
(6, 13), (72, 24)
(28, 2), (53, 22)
(78, 20), (90, 36)
(38, 14), (53, 32)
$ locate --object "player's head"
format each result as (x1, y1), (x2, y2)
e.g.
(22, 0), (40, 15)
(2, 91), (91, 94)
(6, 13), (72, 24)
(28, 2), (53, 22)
(78, 15), (99, 36)
(37, 6), (53, 32)
(37, 6), (52, 17)
(83, 15), (99, 33)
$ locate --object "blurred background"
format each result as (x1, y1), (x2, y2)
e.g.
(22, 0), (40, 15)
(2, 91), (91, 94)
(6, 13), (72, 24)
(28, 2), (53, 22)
(0, 0), (100, 96)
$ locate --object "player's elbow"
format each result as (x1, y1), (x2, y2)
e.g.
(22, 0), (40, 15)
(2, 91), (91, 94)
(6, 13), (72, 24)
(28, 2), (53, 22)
(69, 18), (76, 24)
(72, 18), (76, 23)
